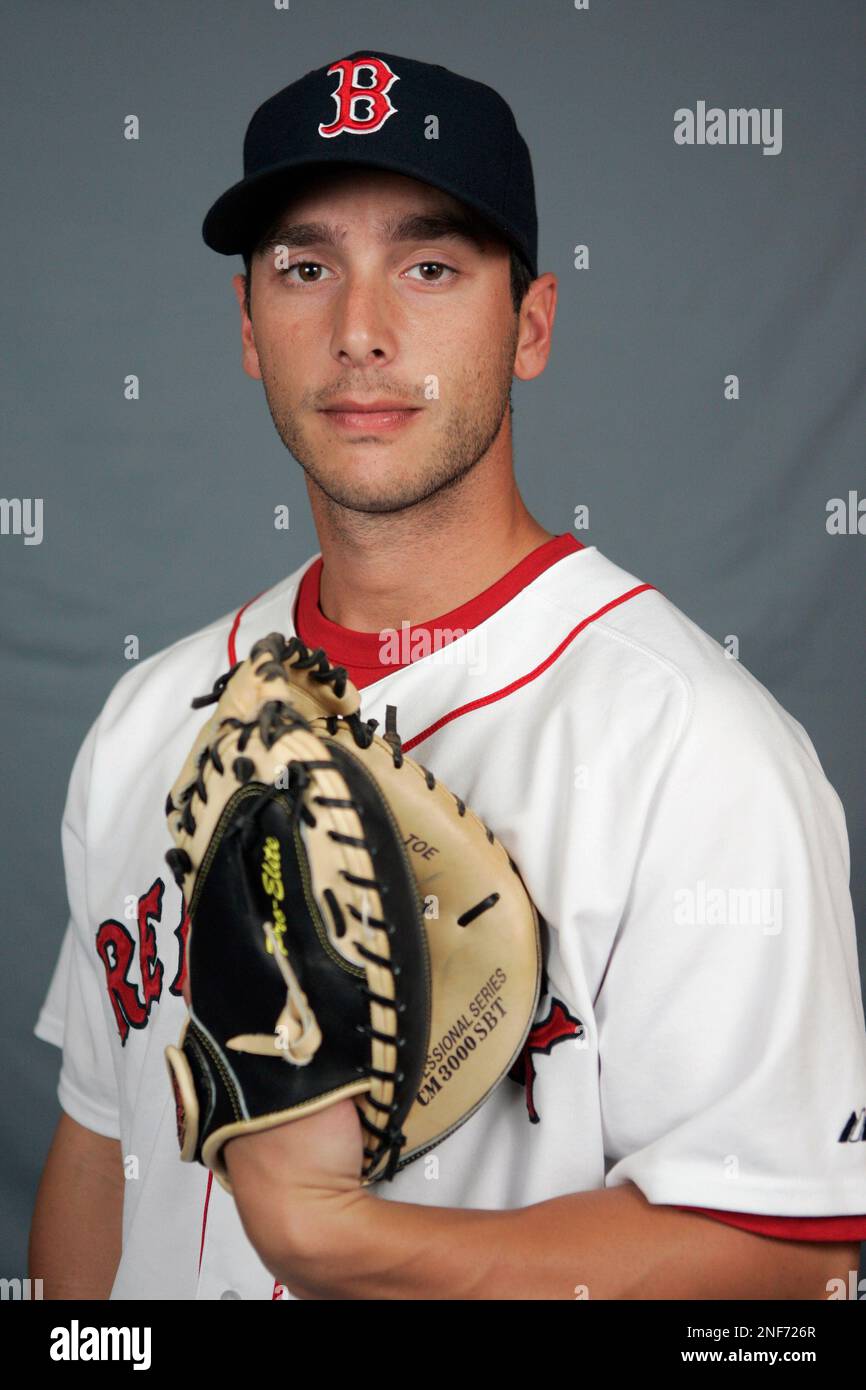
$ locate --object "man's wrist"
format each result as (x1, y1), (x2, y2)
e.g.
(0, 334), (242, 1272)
(223, 1124), (374, 1283)
(284, 1184), (375, 1287)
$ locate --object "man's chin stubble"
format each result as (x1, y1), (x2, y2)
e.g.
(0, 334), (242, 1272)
(268, 401), (511, 517)
(300, 448), (492, 515)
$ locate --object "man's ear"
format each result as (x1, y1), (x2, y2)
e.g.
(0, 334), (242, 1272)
(231, 271), (263, 381)
(513, 272), (558, 385)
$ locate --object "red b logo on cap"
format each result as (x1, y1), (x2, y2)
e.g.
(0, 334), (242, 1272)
(318, 56), (399, 138)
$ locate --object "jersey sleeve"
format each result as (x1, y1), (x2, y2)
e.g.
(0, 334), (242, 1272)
(597, 659), (866, 1236)
(33, 917), (72, 1049)
(33, 718), (122, 1141)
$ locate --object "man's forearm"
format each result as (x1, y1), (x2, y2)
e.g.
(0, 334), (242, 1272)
(29, 1112), (124, 1299)
(264, 1180), (851, 1301)
(222, 1113), (852, 1301)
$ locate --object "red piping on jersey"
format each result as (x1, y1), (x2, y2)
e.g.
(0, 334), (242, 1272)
(678, 1206), (866, 1241)
(198, 1171), (213, 1275)
(402, 583), (656, 753)
(227, 589), (266, 666)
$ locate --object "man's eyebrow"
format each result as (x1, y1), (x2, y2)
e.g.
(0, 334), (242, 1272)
(380, 211), (490, 250)
(254, 211), (491, 258)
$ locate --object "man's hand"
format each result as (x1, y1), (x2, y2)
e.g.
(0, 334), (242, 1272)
(223, 1098), (371, 1294)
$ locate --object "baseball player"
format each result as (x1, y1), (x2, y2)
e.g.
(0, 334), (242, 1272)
(30, 51), (866, 1301)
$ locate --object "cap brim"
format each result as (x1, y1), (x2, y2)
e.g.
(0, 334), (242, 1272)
(201, 152), (536, 277)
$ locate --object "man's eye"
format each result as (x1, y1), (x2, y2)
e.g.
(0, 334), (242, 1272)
(277, 261), (331, 284)
(275, 260), (457, 285)
(405, 261), (458, 284)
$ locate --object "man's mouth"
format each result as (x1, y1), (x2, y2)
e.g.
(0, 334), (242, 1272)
(318, 400), (423, 434)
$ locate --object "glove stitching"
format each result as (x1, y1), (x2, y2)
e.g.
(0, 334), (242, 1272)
(186, 782), (265, 916)
(189, 1022), (244, 1123)
(185, 1030), (218, 1135)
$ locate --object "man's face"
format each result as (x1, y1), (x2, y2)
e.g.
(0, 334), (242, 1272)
(234, 167), (521, 516)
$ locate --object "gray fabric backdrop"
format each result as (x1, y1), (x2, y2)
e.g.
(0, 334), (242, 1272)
(4, 0), (864, 1283)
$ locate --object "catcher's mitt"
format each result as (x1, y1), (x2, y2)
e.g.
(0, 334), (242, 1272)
(164, 633), (542, 1192)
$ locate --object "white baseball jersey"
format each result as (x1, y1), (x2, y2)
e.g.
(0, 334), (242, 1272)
(34, 533), (866, 1300)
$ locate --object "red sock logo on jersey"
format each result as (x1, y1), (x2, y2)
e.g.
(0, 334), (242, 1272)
(318, 56), (399, 138)
(509, 998), (585, 1124)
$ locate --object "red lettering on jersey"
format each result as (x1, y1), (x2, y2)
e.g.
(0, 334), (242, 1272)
(508, 997), (585, 1124)
(95, 919), (148, 1044)
(170, 902), (190, 998)
(96, 877), (170, 1043)
(318, 56), (399, 139)
(137, 879), (165, 1007)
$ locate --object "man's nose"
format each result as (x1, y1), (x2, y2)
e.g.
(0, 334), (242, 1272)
(329, 274), (398, 370)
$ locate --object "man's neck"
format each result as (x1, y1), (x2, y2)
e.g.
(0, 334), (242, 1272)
(310, 463), (552, 632)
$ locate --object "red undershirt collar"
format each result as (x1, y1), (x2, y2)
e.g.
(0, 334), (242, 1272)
(292, 532), (582, 689)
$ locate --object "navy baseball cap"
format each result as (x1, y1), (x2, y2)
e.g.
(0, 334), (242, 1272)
(201, 50), (538, 279)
